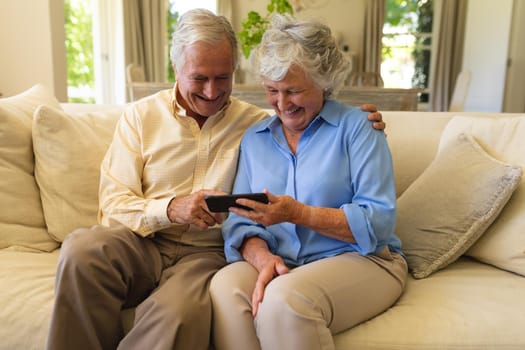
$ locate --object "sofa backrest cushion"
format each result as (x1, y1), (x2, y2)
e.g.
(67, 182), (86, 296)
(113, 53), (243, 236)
(0, 84), (61, 252)
(439, 115), (525, 276)
(396, 132), (522, 278)
(32, 104), (124, 242)
(382, 112), (454, 196)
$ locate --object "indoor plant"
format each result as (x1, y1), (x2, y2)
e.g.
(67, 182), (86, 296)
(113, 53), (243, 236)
(238, 0), (295, 58)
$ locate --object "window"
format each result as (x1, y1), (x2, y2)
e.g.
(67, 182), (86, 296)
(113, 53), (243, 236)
(65, 0), (125, 104)
(381, 0), (433, 106)
(65, 0), (95, 103)
(66, 1), (217, 101)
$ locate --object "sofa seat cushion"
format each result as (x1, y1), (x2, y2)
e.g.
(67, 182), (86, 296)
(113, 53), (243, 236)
(0, 249), (137, 350)
(0, 250), (58, 349)
(3, 250), (523, 350)
(334, 257), (525, 350)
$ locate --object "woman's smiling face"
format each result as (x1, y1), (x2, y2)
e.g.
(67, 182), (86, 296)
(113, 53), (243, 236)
(263, 65), (325, 133)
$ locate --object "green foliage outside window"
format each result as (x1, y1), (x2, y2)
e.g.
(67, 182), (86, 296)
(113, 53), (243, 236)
(411, 1), (433, 90)
(385, 0), (425, 29)
(166, 5), (179, 82)
(65, 0), (95, 103)
(383, 0), (433, 97)
(238, 0), (294, 58)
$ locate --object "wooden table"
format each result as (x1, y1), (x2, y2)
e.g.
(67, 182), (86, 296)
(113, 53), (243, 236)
(128, 83), (421, 111)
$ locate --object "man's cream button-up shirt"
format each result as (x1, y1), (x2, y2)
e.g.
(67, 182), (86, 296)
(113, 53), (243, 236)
(98, 86), (268, 246)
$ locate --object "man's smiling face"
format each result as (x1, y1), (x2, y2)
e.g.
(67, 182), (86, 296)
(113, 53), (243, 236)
(175, 37), (234, 118)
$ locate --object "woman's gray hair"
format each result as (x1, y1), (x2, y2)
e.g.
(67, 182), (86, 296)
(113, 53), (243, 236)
(170, 9), (239, 72)
(251, 14), (351, 98)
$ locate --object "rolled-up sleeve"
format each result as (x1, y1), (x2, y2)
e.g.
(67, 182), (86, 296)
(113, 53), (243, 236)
(221, 146), (279, 262)
(341, 117), (397, 255)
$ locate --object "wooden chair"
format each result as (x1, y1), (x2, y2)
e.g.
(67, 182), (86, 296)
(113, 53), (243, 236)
(126, 63), (146, 101)
(348, 71), (384, 87)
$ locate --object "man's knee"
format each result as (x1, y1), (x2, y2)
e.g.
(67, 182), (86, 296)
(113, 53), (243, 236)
(58, 225), (134, 273)
(60, 227), (101, 262)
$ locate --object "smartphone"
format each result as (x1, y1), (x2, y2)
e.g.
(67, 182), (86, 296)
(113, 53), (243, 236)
(205, 193), (269, 212)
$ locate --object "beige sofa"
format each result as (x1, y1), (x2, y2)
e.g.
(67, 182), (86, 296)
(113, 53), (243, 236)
(1, 84), (525, 350)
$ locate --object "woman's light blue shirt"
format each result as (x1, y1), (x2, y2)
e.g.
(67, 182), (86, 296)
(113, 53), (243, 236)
(222, 100), (401, 267)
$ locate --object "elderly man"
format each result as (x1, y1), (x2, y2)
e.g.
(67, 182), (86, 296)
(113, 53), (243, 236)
(46, 8), (385, 350)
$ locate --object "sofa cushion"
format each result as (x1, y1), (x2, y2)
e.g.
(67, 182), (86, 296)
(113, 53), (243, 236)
(0, 250), (58, 349)
(0, 84), (61, 252)
(32, 105), (123, 242)
(382, 112), (455, 196)
(396, 132), (522, 279)
(439, 115), (525, 276)
(334, 258), (525, 350)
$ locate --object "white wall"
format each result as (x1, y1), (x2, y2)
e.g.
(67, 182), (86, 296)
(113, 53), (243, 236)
(0, 0), (66, 100)
(462, 0), (513, 112)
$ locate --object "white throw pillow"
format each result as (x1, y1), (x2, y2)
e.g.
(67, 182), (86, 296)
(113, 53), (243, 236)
(32, 105), (123, 242)
(396, 132), (522, 279)
(438, 115), (525, 276)
(0, 84), (61, 252)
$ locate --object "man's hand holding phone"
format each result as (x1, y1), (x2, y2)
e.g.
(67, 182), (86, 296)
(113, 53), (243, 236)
(204, 193), (269, 213)
(167, 189), (227, 229)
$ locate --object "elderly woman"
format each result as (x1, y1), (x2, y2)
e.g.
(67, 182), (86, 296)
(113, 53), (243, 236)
(209, 14), (408, 350)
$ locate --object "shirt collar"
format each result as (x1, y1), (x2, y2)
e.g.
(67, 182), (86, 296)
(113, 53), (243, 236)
(170, 82), (231, 119)
(254, 100), (341, 133)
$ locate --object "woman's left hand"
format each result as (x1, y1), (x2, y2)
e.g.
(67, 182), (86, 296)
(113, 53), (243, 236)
(240, 236), (290, 317)
(229, 190), (303, 226)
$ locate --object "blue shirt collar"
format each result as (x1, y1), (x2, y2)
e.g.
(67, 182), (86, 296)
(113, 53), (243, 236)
(254, 100), (342, 133)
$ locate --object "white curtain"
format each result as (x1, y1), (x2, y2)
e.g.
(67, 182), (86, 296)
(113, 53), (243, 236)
(217, 0), (232, 21)
(93, 0), (126, 104)
(361, 0), (385, 74)
(123, 0), (167, 82)
(429, 0), (468, 111)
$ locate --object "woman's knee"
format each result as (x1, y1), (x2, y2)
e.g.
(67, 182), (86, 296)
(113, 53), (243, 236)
(209, 265), (232, 300)
(210, 262), (256, 300)
(258, 276), (317, 323)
